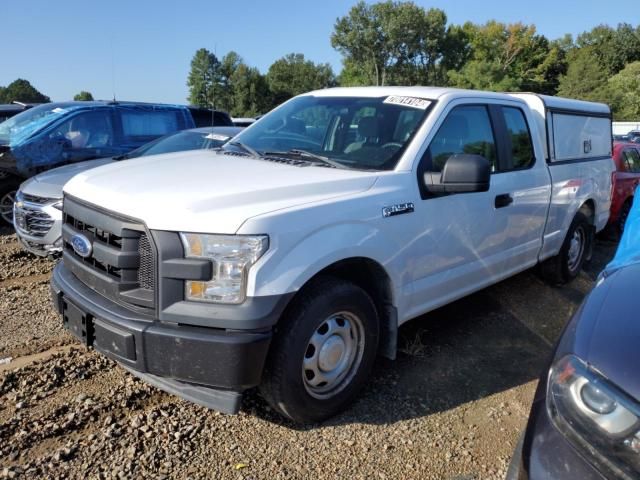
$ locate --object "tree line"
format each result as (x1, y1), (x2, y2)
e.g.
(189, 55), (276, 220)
(188, 1), (640, 120)
(3, 2), (638, 120)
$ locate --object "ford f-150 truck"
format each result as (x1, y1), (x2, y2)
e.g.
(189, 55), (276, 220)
(51, 87), (614, 423)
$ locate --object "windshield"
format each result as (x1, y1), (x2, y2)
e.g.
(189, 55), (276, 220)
(0, 103), (80, 145)
(229, 95), (432, 170)
(123, 129), (233, 159)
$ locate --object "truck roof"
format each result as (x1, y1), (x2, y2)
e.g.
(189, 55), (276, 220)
(306, 86), (610, 115)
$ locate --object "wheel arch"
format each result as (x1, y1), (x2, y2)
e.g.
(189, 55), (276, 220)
(280, 256), (398, 360)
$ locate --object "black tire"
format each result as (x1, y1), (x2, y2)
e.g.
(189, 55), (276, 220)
(259, 275), (380, 424)
(0, 176), (21, 227)
(618, 198), (632, 237)
(539, 210), (593, 285)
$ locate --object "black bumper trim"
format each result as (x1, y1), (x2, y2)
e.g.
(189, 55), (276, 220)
(52, 263), (273, 397)
(122, 367), (242, 415)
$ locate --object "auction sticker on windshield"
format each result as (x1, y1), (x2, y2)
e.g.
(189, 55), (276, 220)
(206, 133), (230, 141)
(383, 96), (431, 109)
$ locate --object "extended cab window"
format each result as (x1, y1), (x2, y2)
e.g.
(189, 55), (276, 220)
(502, 107), (534, 169)
(426, 105), (497, 172)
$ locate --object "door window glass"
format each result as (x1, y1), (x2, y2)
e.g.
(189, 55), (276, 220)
(426, 105), (496, 172)
(623, 149), (640, 172)
(502, 107), (534, 170)
(49, 111), (114, 150)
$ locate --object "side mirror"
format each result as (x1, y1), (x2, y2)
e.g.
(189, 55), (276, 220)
(423, 154), (490, 194)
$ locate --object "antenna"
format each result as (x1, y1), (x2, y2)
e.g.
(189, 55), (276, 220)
(212, 43), (217, 126)
(110, 35), (117, 102)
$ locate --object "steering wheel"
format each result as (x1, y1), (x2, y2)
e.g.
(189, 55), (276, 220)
(381, 142), (402, 149)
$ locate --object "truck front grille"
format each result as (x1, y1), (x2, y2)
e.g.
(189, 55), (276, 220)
(137, 233), (155, 291)
(62, 197), (156, 310)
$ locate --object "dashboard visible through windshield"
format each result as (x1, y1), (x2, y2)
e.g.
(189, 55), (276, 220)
(229, 95), (433, 170)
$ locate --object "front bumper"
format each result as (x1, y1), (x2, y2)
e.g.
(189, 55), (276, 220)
(51, 262), (274, 414)
(13, 195), (63, 256)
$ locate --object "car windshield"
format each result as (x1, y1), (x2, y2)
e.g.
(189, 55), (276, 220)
(122, 129), (234, 159)
(0, 103), (79, 145)
(228, 95), (432, 170)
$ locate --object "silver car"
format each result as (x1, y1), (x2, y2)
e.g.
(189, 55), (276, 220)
(13, 126), (242, 256)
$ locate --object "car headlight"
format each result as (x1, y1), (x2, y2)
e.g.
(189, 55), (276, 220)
(179, 233), (268, 304)
(548, 355), (640, 479)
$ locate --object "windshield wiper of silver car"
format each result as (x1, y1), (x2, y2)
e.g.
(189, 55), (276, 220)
(228, 141), (262, 159)
(265, 149), (347, 169)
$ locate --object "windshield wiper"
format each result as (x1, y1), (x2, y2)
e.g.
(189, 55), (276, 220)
(228, 141), (262, 159)
(265, 149), (347, 169)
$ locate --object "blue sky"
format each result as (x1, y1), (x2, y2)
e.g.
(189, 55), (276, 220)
(2, 0), (636, 104)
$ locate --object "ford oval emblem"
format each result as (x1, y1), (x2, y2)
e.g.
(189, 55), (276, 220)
(71, 234), (92, 258)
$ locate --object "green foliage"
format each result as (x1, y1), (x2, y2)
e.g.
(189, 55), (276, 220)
(557, 47), (610, 102)
(576, 24), (640, 75)
(608, 61), (640, 120)
(447, 21), (564, 94)
(331, 1), (452, 86)
(266, 53), (335, 105)
(0, 79), (50, 103)
(186, 48), (220, 108)
(73, 91), (94, 101)
(183, 7), (640, 118)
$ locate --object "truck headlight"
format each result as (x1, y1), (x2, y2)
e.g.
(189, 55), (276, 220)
(179, 233), (268, 304)
(548, 355), (640, 479)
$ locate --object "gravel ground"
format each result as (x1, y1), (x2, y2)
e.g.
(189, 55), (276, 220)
(0, 227), (618, 479)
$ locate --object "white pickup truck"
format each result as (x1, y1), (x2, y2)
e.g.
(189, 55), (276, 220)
(51, 87), (613, 423)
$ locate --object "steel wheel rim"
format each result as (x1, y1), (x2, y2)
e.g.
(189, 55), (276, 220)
(302, 311), (365, 399)
(0, 189), (16, 224)
(567, 226), (585, 273)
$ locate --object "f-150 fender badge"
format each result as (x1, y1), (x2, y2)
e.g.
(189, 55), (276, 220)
(382, 203), (414, 217)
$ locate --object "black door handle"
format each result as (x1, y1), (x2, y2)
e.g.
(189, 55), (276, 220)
(495, 193), (513, 208)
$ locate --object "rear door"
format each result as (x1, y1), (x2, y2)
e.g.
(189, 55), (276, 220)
(408, 99), (550, 316)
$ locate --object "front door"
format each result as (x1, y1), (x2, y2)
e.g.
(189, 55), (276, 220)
(406, 100), (549, 318)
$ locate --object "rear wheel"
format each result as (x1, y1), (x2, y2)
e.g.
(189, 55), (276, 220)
(259, 275), (379, 424)
(0, 177), (21, 227)
(539, 211), (592, 285)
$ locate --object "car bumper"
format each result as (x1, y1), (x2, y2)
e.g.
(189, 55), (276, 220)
(51, 262), (273, 414)
(507, 397), (606, 480)
(13, 197), (63, 256)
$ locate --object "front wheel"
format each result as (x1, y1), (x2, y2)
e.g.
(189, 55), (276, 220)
(259, 276), (379, 423)
(0, 177), (21, 227)
(539, 211), (593, 285)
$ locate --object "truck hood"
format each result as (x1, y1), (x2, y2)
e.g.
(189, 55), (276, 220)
(63, 150), (378, 233)
(20, 158), (115, 200)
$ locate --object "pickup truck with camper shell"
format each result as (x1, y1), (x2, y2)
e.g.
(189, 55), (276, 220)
(51, 86), (614, 423)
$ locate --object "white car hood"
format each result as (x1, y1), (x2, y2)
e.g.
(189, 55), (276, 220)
(63, 150), (378, 233)
(20, 158), (115, 200)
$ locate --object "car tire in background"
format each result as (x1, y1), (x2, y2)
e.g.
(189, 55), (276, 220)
(539, 210), (593, 285)
(259, 275), (380, 424)
(0, 176), (21, 227)
(618, 198), (633, 237)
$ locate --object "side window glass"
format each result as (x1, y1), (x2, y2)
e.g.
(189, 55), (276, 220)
(503, 107), (534, 169)
(426, 105), (496, 172)
(49, 111), (114, 150)
(120, 110), (179, 143)
(625, 149), (640, 172)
